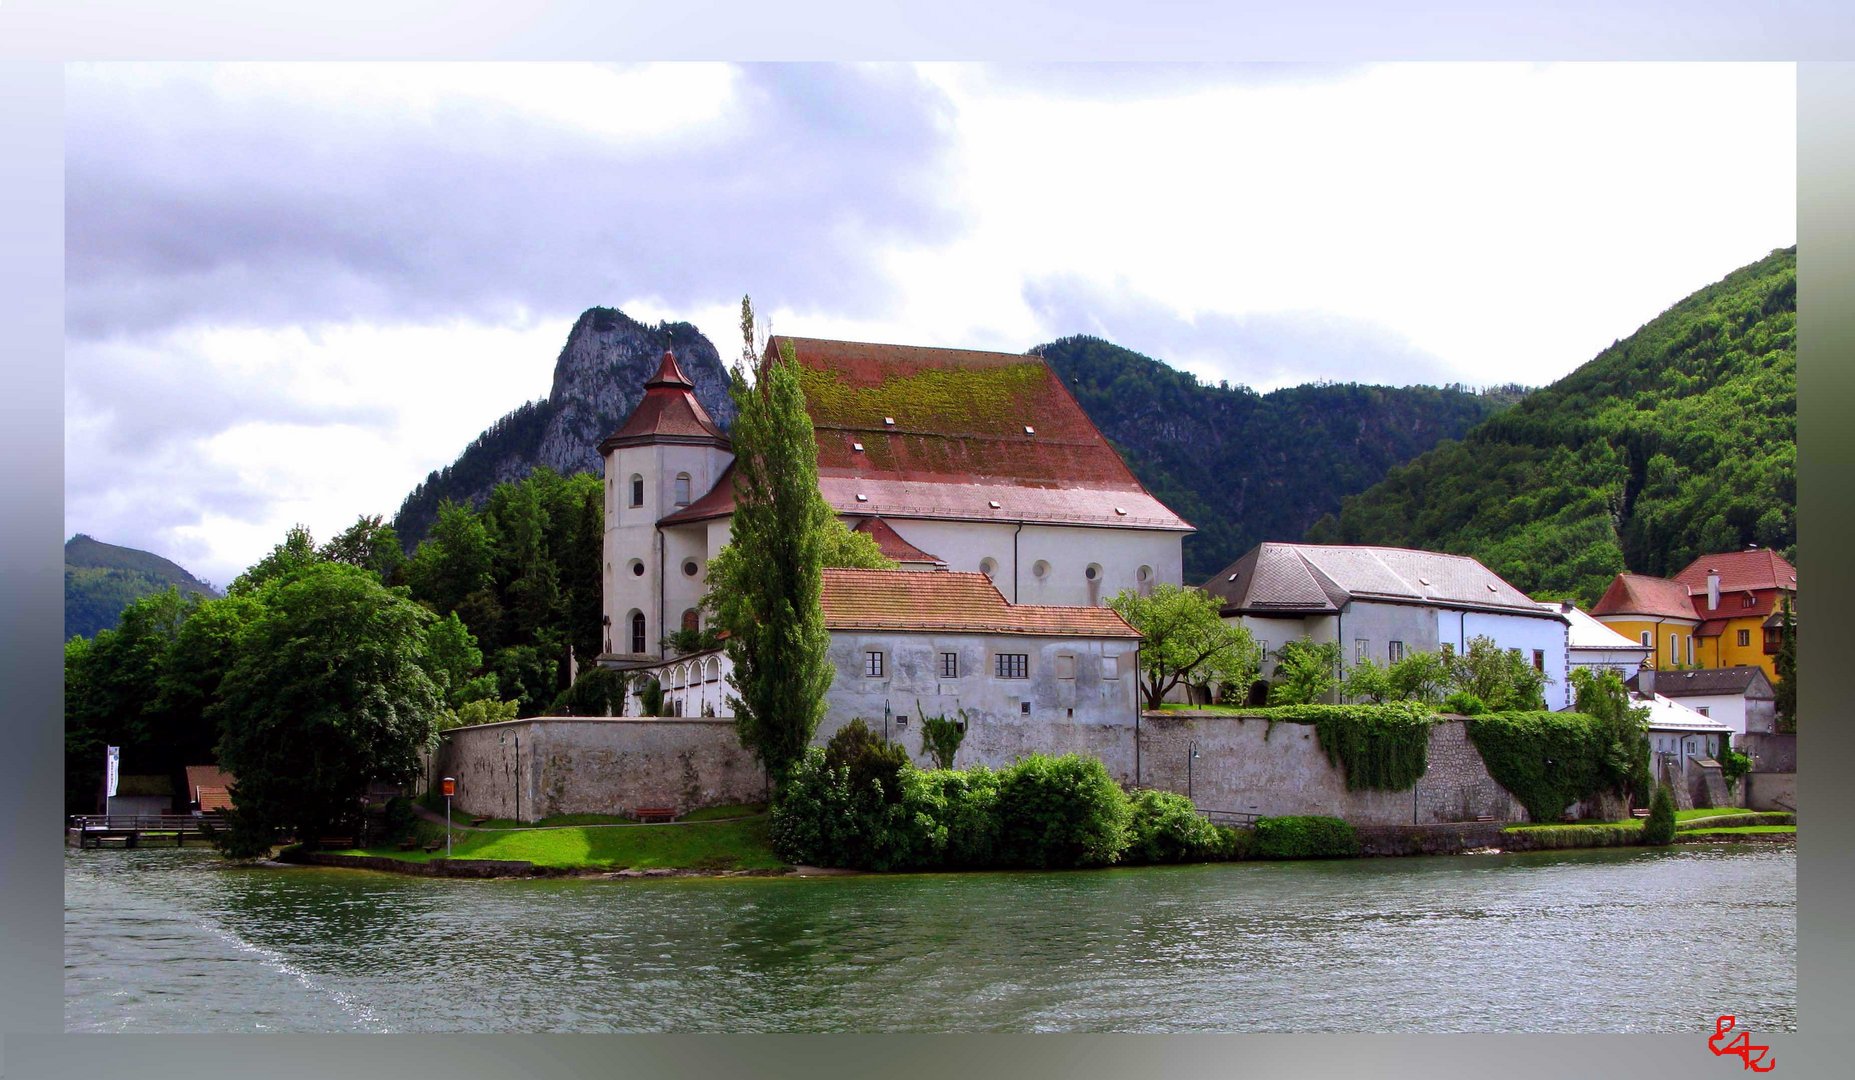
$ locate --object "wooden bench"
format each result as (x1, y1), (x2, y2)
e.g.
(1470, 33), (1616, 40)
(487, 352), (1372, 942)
(317, 836), (356, 850)
(1631, 809), (1651, 819)
(470, 816), (490, 827)
(633, 806), (677, 823)
(423, 840), (443, 853)
(1474, 814), (1496, 823)
(396, 838), (420, 850)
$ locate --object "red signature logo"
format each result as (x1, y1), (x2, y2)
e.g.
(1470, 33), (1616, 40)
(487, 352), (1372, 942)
(1709, 1015), (1776, 1072)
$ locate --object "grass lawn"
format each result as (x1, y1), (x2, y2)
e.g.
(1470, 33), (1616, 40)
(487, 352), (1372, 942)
(437, 804), (767, 830)
(1676, 825), (1796, 836)
(341, 814), (784, 871)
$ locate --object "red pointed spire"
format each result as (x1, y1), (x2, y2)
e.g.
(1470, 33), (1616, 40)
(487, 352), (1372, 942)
(598, 349), (728, 454)
(645, 349), (696, 390)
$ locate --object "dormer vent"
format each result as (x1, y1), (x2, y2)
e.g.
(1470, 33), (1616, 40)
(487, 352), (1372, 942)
(988, 500), (1001, 509)
(883, 416), (895, 426)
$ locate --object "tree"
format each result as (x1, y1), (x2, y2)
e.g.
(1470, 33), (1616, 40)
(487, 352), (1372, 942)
(63, 588), (192, 810)
(1340, 657), (1393, 703)
(708, 296), (835, 782)
(320, 514), (407, 585)
(211, 562), (444, 857)
(1449, 635), (1547, 711)
(1642, 783), (1677, 845)
(1774, 595), (1796, 729)
(405, 500), (494, 626)
(152, 593), (267, 772)
(1387, 650), (1451, 704)
(1269, 638), (1343, 706)
(1108, 584), (1259, 711)
(228, 524), (321, 596)
(1569, 666), (1652, 804)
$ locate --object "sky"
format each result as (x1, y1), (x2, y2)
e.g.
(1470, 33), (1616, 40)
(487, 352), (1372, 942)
(63, 62), (1797, 589)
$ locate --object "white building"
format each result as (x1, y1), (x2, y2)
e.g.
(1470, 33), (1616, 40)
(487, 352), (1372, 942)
(1558, 601), (1652, 678)
(1629, 666), (1778, 736)
(597, 339), (1192, 667)
(1202, 543), (1573, 710)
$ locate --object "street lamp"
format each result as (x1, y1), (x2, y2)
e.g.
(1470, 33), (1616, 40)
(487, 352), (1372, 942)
(441, 776), (456, 858)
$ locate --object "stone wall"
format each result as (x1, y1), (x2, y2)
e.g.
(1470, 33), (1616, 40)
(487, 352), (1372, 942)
(435, 716), (767, 822)
(1738, 732), (1797, 773)
(1745, 771), (1797, 812)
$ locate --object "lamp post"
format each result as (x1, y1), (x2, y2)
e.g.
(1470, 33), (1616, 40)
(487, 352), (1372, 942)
(441, 776), (455, 858)
(1187, 742), (1200, 804)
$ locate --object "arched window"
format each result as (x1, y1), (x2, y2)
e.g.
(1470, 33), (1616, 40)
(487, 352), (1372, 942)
(630, 611), (647, 654)
(674, 472), (692, 508)
(682, 608), (700, 634)
(629, 474), (644, 508)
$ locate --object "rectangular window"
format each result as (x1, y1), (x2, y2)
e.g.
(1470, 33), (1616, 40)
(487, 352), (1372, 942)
(1355, 638), (1368, 664)
(1737, 629), (1751, 648)
(1388, 640), (1405, 664)
(1742, 594), (1756, 608)
(1532, 649), (1545, 672)
(1055, 654), (1077, 680)
(1640, 631), (1652, 647)
(864, 650), (884, 678)
(1100, 655), (1120, 679)
(630, 476), (644, 508)
(1670, 633), (1679, 663)
(939, 652), (958, 679)
(1257, 640), (1270, 663)
(1697, 706), (1711, 717)
(1020, 701), (1031, 715)
(996, 653), (1029, 679)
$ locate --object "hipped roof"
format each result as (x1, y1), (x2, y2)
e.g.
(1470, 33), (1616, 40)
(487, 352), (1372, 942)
(1203, 543), (1557, 618)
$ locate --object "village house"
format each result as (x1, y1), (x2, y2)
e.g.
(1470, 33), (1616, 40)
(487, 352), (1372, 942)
(1590, 547), (1796, 681)
(1628, 666), (1778, 736)
(1201, 542), (1573, 710)
(596, 340), (1192, 670)
(1557, 601), (1653, 678)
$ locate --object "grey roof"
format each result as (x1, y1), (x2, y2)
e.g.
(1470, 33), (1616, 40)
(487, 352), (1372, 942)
(1204, 543), (1559, 619)
(1629, 666), (1775, 699)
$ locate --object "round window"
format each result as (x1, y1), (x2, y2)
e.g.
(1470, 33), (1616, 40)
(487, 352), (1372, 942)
(1137, 565), (1151, 582)
(1085, 564), (1100, 581)
(629, 560), (645, 577)
(1032, 560), (1050, 579)
(683, 560), (700, 577)
(979, 558), (997, 578)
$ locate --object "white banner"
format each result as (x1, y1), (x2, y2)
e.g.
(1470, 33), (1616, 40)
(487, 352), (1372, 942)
(105, 745), (120, 799)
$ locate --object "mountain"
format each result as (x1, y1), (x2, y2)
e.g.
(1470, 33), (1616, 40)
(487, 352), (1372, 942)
(393, 307), (736, 545)
(1033, 337), (1521, 580)
(1305, 246), (1797, 606)
(65, 534), (219, 640)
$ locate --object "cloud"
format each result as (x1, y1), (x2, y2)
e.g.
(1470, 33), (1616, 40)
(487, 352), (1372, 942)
(1023, 275), (1463, 391)
(64, 63), (965, 341)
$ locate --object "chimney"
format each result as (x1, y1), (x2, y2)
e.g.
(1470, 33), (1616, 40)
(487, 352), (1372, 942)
(1638, 668), (1655, 696)
(1707, 570), (1720, 611)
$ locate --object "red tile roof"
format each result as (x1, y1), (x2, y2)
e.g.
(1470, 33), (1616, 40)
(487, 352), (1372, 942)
(1672, 548), (1798, 594)
(598, 351), (730, 453)
(1590, 573), (1700, 621)
(184, 765), (234, 808)
(850, 516), (945, 567)
(819, 568), (1141, 639)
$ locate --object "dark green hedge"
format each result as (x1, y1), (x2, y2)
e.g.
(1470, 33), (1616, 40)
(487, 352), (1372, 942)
(1464, 710), (1635, 823)
(1251, 815), (1359, 859)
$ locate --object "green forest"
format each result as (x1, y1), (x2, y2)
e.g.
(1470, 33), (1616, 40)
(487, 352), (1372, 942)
(1035, 337), (1520, 580)
(1306, 247), (1797, 605)
(65, 534), (219, 641)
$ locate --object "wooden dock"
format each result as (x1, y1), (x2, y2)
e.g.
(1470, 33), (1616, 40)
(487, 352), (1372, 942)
(66, 814), (216, 849)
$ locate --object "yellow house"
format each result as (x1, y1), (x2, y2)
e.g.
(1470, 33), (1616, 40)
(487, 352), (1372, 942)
(1590, 574), (1702, 670)
(1671, 549), (1797, 682)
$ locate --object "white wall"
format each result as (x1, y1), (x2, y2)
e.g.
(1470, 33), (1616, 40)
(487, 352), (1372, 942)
(878, 518), (1183, 606)
(1666, 693), (1749, 734)
(1444, 609), (1571, 711)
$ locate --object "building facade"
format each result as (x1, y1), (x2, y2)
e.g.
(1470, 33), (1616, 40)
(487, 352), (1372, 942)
(1591, 548), (1796, 682)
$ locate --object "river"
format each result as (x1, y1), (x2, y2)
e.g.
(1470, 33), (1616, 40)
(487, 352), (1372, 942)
(64, 843), (1795, 1033)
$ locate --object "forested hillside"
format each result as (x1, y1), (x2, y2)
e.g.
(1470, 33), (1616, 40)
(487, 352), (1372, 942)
(65, 534), (218, 640)
(1035, 337), (1521, 580)
(1306, 247), (1797, 605)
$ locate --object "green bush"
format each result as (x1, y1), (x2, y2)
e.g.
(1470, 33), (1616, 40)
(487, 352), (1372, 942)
(1501, 824), (1642, 850)
(1122, 789), (1222, 864)
(1643, 783), (1677, 845)
(992, 754), (1131, 869)
(380, 796), (417, 844)
(1252, 815), (1359, 859)
(905, 766), (1001, 869)
(770, 721), (930, 870)
(1442, 691), (1487, 716)
(1465, 711), (1638, 823)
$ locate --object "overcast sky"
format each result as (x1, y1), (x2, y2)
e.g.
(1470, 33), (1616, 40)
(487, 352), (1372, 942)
(63, 62), (1796, 589)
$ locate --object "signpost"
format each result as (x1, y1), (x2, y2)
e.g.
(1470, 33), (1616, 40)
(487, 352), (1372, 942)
(441, 776), (456, 858)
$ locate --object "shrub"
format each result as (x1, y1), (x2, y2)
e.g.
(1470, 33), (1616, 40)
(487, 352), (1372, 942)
(561, 667), (628, 717)
(916, 704), (968, 770)
(635, 677), (663, 717)
(1441, 691), (1487, 716)
(380, 796), (417, 844)
(1643, 783), (1677, 845)
(1252, 815), (1358, 859)
(1122, 789), (1222, 864)
(771, 722), (930, 870)
(992, 754), (1131, 869)
(906, 766), (1001, 869)
(1465, 710), (1638, 823)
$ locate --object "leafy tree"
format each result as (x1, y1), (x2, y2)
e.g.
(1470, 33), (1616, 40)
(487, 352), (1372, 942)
(151, 593), (267, 773)
(821, 519), (896, 569)
(211, 562), (444, 857)
(437, 698), (519, 732)
(227, 525), (321, 596)
(1448, 635), (1547, 711)
(1569, 666), (1652, 804)
(709, 296), (835, 782)
(420, 611), (485, 709)
(1270, 638), (1343, 706)
(1341, 658), (1393, 704)
(1774, 595), (1796, 729)
(62, 588), (193, 810)
(1387, 650), (1451, 704)
(320, 514), (406, 585)
(1108, 584), (1259, 710)
(405, 500), (494, 626)
(1642, 783), (1677, 845)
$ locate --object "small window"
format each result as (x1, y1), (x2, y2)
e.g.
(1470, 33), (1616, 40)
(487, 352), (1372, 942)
(996, 653), (1029, 679)
(1640, 631), (1652, 647)
(1100, 655), (1120, 679)
(674, 473), (692, 508)
(683, 559), (700, 578)
(979, 558), (997, 579)
(1669, 633), (1678, 662)
(1355, 639), (1368, 664)
(1737, 629), (1751, 648)
(1532, 649), (1545, 672)
(681, 608), (700, 634)
(940, 652), (959, 679)
(1258, 640), (1270, 663)
(1055, 655), (1076, 680)
(1742, 593), (1756, 609)
(1697, 706), (1711, 717)
(865, 651), (884, 678)
(630, 612), (647, 654)
(630, 560), (645, 577)
(1388, 640), (1405, 664)
(630, 475), (644, 508)
(1032, 560), (1050, 579)
(1084, 564), (1100, 581)
(1020, 701), (1031, 715)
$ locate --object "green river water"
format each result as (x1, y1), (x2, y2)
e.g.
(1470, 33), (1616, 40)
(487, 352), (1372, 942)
(64, 843), (1794, 1033)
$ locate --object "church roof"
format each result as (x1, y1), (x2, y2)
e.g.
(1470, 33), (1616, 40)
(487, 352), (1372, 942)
(598, 351), (730, 453)
(850, 516), (945, 567)
(1203, 542), (1555, 618)
(819, 568), (1141, 639)
(663, 337), (1189, 531)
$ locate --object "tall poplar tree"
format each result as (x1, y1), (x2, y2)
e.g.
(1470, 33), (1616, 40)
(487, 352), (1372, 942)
(712, 296), (834, 783)
(1774, 595), (1796, 729)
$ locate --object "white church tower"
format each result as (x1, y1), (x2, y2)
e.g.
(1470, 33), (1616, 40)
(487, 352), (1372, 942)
(598, 351), (732, 663)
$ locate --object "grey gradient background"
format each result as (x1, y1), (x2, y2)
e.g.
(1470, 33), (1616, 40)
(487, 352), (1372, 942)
(4, 4), (1852, 1078)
